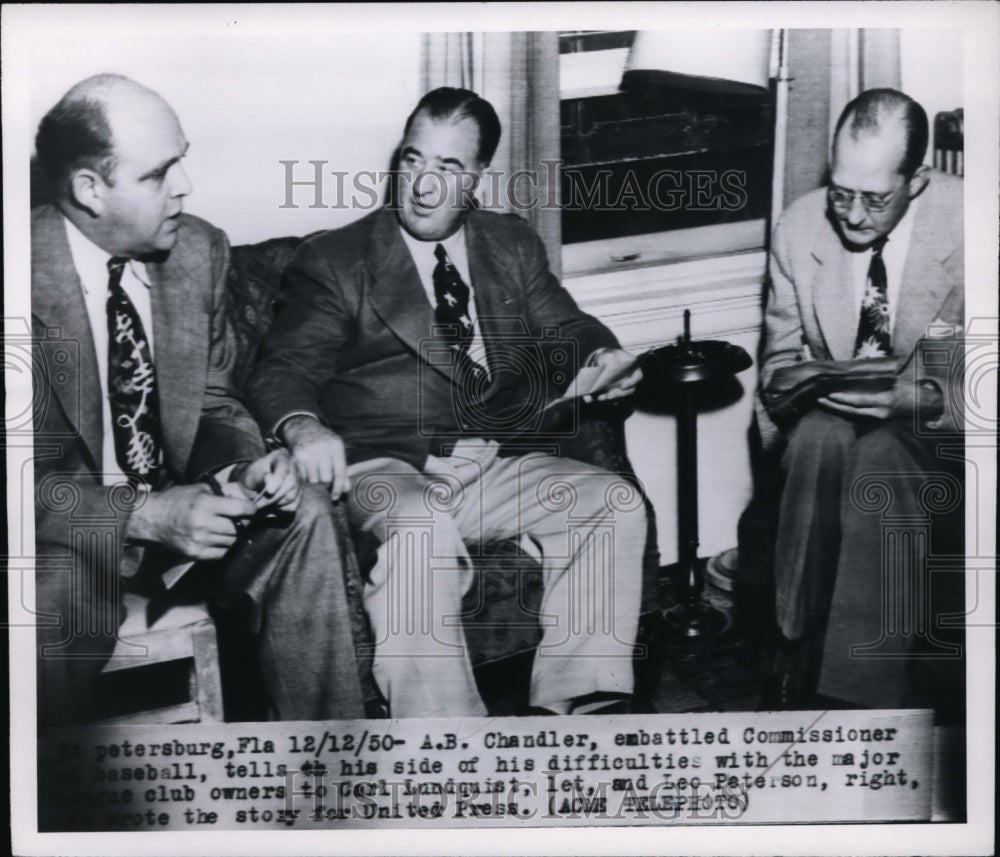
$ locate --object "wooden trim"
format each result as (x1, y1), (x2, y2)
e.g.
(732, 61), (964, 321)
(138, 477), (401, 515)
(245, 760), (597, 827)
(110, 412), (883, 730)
(98, 701), (202, 728)
(193, 621), (225, 722)
(562, 219), (766, 279)
(102, 623), (202, 671)
(564, 247), (766, 352)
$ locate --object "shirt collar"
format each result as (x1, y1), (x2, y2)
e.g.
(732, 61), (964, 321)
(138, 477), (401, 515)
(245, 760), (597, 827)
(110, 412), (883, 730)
(62, 216), (150, 293)
(399, 224), (466, 267)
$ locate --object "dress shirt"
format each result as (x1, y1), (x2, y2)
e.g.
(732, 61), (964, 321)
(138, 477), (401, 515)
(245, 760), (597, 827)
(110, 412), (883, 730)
(399, 225), (489, 374)
(64, 217), (155, 486)
(849, 193), (919, 337)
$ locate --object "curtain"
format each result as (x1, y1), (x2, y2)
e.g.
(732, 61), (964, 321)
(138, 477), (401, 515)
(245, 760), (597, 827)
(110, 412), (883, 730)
(780, 28), (901, 210)
(420, 31), (563, 278)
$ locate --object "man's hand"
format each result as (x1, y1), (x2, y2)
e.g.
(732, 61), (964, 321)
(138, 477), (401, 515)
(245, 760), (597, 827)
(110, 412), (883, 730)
(236, 449), (301, 512)
(819, 378), (942, 422)
(126, 484), (256, 560)
(281, 415), (351, 500)
(585, 348), (643, 402)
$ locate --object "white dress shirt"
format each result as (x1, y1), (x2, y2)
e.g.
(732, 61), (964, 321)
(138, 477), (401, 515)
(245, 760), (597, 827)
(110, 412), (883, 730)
(399, 225), (489, 374)
(849, 194), (919, 336)
(64, 217), (156, 486)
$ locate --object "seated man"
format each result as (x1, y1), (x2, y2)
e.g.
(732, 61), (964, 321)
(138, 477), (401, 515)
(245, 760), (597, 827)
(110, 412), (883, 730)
(32, 74), (366, 727)
(759, 88), (964, 709)
(247, 87), (647, 718)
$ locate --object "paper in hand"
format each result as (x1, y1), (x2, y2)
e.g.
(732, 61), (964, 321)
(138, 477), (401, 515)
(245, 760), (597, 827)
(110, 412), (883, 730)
(161, 560), (197, 590)
(543, 355), (639, 411)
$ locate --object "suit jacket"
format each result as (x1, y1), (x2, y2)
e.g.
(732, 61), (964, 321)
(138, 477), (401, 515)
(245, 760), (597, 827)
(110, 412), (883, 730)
(247, 207), (619, 470)
(31, 205), (264, 571)
(759, 171), (964, 445)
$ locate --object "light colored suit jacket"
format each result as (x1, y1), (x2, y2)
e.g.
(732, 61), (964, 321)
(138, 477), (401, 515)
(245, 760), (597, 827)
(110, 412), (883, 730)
(247, 207), (619, 470)
(31, 204), (264, 572)
(759, 171), (964, 446)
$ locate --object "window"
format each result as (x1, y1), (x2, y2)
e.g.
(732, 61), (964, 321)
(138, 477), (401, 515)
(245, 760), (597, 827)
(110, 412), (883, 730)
(559, 31), (773, 274)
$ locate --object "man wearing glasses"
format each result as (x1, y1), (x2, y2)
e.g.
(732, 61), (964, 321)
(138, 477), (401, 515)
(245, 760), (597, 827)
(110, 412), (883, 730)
(758, 88), (964, 710)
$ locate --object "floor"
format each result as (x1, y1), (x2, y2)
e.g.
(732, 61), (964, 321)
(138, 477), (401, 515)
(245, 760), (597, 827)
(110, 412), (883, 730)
(648, 566), (769, 713)
(474, 564), (776, 718)
(476, 561), (966, 723)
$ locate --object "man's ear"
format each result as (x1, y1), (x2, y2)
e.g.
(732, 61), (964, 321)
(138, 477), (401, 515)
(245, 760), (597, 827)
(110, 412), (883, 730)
(907, 164), (931, 199)
(68, 168), (104, 216)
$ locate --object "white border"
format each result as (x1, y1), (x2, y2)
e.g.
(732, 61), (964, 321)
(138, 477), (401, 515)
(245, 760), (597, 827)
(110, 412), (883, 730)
(5, 3), (997, 855)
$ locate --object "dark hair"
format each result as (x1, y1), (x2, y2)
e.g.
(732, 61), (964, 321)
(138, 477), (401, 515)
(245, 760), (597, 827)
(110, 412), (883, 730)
(833, 88), (929, 178)
(35, 84), (118, 197)
(403, 87), (502, 165)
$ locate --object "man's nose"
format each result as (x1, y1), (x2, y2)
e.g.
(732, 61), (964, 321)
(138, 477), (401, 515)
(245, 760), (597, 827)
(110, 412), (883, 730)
(170, 163), (193, 198)
(844, 194), (868, 226)
(412, 169), (444, 200)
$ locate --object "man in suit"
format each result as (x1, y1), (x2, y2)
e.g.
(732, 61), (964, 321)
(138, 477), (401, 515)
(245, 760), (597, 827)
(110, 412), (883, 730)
(759, 88), (964, 709)
(247, 87), (647, 718)
(32, 74), (366, 727)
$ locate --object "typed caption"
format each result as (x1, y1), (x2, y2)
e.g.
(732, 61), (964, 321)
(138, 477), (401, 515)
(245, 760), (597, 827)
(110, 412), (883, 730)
(38, 710), (933, 830)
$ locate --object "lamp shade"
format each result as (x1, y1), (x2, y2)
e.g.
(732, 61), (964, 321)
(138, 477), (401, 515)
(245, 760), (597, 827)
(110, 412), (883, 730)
(622, 29), (773, 96)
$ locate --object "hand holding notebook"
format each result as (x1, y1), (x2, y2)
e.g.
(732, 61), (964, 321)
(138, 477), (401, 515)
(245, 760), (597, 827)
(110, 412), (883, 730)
(763, 356), (900, 427)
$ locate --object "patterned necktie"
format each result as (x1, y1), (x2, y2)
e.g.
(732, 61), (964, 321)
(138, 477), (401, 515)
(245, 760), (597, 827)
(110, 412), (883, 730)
(432, 244), (485, 384)
(106, 257), (163, 482)
(853, 236), (892, 358)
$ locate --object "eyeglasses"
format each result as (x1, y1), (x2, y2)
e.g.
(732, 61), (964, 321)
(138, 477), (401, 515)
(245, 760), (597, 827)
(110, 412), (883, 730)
(827, 180), (908, 213)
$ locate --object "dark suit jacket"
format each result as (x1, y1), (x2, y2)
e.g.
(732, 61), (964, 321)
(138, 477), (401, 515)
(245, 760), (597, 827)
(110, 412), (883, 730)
(31, 204), (264, 573)
(759, 171), (965, 446)
(247, 207), (619, 469)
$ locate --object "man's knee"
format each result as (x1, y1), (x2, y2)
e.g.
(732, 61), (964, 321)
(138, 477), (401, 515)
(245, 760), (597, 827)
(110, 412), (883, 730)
(288, 483), (337, 529)
(350, 458), (426, 521)
(598, 474), (647, 551)
(848, 423), (924, 472)
(783, 409), (856, 470)
(532, 457), (643, 517)
(843, 424), (951, 522)
(584, 467), (646, 528)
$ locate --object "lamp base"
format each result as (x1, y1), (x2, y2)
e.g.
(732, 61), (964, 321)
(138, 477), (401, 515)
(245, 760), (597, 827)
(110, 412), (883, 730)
(659, 557), (737, 641)
(663, 600), (734, 641)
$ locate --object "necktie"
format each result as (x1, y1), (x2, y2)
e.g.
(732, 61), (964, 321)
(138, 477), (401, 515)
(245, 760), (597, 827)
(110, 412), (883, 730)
(432, 244), (485, 384)
(106, 257), (163, 482)
(853, 237), (892, 358)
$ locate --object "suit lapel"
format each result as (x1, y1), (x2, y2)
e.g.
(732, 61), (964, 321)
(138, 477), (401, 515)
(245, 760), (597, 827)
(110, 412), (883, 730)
(364, 209), (455, 381)
(146, 235), (208, 474)
(365, 209), (530, 392)
(31, 207), (103, 467)
(810, 211), (859, 361)
(464, 213), (528, 395)
(893, 181), (957, 356)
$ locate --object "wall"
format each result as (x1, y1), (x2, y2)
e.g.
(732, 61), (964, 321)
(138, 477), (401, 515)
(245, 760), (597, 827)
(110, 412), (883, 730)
(565, 242), (766, 565)
(28, 29), (422, 245)
(900, 28), (964, 146)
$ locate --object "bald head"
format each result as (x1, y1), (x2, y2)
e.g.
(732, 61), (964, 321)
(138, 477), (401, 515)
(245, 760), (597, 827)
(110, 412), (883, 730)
(36, 74), (192, 257)
(829, 89), (930, 249)
(832, 88), (929, 179)
(35, 74), (174, 196)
